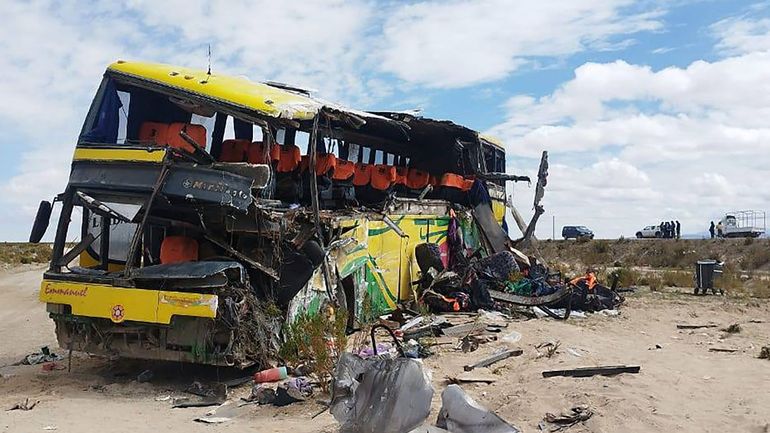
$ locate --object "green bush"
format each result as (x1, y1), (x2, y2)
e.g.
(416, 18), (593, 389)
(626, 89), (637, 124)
(280, 307), (347, 391)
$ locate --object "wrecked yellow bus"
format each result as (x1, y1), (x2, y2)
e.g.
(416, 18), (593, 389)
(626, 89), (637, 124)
(31, 61), (534, 367)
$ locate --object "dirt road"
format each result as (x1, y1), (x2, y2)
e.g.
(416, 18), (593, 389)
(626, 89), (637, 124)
(1, 266), (769, 432)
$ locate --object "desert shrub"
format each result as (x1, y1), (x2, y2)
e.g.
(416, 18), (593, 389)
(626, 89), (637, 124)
(661, 270), (694, 287)
(280, 307), (348, 391)
(640, 274), (663, 291)
(0, 243), (52, 265)
(582, 240), (612, 265)
(741, 244), (770, 270)
(609, 267), (642, 287)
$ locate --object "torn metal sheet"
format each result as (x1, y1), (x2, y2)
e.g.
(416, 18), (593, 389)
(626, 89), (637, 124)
(436, 385), (520, 433)
(330, 353), (434, 433)
(473, 204), (509, 254)
(131, 261), (246, 288)
(210, 162), (271, 189)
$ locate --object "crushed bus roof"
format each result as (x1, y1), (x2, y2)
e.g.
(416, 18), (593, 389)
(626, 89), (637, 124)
(106, 60), (506, 154)
(108, 60), (322, 121)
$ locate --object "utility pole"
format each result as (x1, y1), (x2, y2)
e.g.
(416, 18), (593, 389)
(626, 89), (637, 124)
(552, 215), (555, 240)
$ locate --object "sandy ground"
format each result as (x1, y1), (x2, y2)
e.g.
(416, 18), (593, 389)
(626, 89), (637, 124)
(1, 265), (769, 433)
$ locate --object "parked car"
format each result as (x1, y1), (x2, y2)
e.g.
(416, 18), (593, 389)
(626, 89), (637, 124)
(635, 225), (661, 238)
(562, 225), (594, 240)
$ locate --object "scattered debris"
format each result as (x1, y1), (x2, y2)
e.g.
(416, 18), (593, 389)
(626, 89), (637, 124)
(193, 416), (231, 424)
(500, 331), (522, 344)
(43, 426), (57, 431)
(566, 348), (583, 358)
(446, 372), (498, 384)
(536, 341), (561, 359)
(676, 324), (718, 329)
(274, 377), (313, 407)
(709, 347), (739, 353)
(533, 308), (585, 319)
(649, 344), (663, 350)
(442, 322), (489, 337)
(7, 398), (39, 411)
(184, 381), (227, 400)
(136, 369), (153, 383)
(459, 335), (480, 353)
(404, 339), (431, 359)
(463, 348), (523, 371)
(722, 323), (741, 334)
(358, 343), (393, 359)
(243, 384), (276, 405)
(330, 352), (434, 433)
(542, 365), (640, 378)
(172, 395), (225, 408)
(436, 385), (520, 433)
(759, 346), (770, 360)
(253, 366), (288, 383)
(41, 362), (65, 372)
(16, 346), (62, 366)
(539, 405), (594, 432)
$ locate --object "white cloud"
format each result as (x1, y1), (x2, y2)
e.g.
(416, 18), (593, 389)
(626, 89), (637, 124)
(491, 52), (770, 239)
(712, 15), (770, 55)
(0, 0), (379, 240)
(377, 0), (663, 88)
(0, 0), (671, 240)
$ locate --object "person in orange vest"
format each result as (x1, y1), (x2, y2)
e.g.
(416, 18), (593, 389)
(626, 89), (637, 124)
(570, 269), (598, 292)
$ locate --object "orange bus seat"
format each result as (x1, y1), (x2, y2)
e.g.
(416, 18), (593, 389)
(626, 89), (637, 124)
(371, 165), (397, 191)
(406, 168), (430, 189)
(394, 167), (408, 186)
(277, 145), (302, 172)
(461, 177), (475, 192)
(352, 163), (372, 187)
(332, 159), (356, 181)
(138, 122), (169, 145)
(167, 123), (206, 153)
(299, 153), (337, 176)
(159, 236), (199, 264)
(220, 139), (250, 162)
(316, 153), (337, 176)
(247, 141), (280, 164)
(439, 173), (466, 189)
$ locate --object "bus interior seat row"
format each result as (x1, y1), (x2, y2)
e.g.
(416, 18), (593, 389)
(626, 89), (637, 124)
(136, 120), (479, 207)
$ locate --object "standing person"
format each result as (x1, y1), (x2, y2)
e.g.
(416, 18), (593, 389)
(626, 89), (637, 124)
(709, 221), (715, 239)
(659, 221), (665, 238)
(670, 221), (676, 239)
(716, 220), (724, 238)
(675, 220), (681, 239)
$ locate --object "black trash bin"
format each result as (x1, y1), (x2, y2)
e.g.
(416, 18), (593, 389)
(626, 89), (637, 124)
(694, 260), (723, 295)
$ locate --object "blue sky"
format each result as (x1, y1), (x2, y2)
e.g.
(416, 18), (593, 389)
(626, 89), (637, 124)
(1, 0), (769, 241)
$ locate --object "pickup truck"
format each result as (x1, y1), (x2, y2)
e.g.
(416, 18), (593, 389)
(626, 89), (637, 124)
(720, 211), (766, 238)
